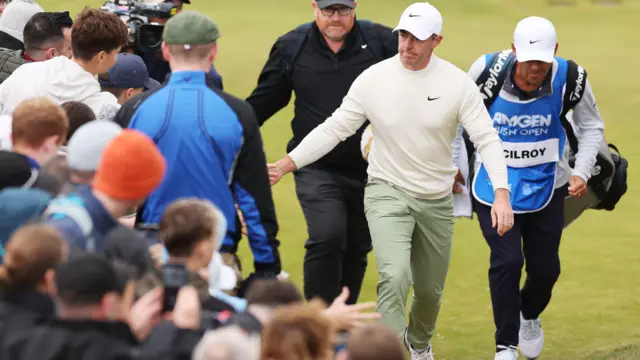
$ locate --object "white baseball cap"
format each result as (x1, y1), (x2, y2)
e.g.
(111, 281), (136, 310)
(513, 16), (557, 63)
(393, 2), (442, 41)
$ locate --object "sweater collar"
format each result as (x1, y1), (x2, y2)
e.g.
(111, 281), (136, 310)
(395, 53), (438, 75)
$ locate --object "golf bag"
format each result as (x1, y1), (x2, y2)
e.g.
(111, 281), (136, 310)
(465, 49), (628, 227)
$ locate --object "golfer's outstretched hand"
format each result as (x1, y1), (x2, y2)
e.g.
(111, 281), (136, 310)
(268, 156), (297, 186)
(491, 188), (514, 236)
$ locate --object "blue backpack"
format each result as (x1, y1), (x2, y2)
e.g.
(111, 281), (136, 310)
(0, 188), (98, 263)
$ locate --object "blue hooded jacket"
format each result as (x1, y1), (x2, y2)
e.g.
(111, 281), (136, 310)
(0, 188), (53, 263)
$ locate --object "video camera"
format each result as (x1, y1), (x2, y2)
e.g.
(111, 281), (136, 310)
(101, 0), (179, 53)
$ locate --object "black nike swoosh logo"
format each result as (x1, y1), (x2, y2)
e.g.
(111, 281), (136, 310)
(408, 13), (420, 17)
(428, 96), (440, 101)
(529, 40), (541, 44)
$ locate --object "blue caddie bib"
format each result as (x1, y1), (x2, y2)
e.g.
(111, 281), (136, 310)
(473, 56), (568, 213)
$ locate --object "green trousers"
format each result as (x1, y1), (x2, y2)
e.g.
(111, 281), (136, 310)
(364, 177), (454, 349)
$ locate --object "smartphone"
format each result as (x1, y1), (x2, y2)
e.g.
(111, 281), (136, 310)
(162, 263), (189, 312)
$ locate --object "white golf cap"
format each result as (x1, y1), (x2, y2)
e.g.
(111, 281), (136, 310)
(394, 2), (443, 41)
(513, 16), (557, 63)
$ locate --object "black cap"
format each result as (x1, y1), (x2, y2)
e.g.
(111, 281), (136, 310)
(316, 0), (355, 9)
(55, 253), (124, 307)
(104, 226), (153, 279)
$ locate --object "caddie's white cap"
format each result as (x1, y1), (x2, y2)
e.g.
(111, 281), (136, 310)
(393, 2), (442, 41)
(513, 16), (557, 63)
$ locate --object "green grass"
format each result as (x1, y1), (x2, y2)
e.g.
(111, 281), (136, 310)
(40, 0), (640, 358)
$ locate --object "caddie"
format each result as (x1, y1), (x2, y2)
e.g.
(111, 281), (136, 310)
(462, 16), (605, 360)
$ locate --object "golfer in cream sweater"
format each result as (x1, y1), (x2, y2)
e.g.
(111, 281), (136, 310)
(269, 3), (514, 359)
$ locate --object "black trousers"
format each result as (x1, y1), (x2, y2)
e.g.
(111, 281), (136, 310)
(294, 165), (372, 305)
(474, 186), (566, 348)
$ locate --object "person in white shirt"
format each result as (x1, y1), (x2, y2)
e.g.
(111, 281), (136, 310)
(268, 2), (514, 359)
(0, 8), (127, 121)
(456, 17), (605, 360)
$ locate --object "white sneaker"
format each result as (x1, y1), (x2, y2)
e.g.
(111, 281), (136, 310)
(404, 329), (435, 360)
(495, 346), (518, 360)
(519, 314), (544, 359)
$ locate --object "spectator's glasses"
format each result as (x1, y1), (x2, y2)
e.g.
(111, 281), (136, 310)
(320, 6), (353, 17)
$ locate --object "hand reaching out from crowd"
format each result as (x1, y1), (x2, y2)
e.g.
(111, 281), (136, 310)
(128, 286), (201, 341)
(322, 287), (381, 331)
(170, 285), (201, 330)
(128, 287), (165, 341)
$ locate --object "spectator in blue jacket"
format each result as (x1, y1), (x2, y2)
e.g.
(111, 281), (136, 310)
(114, 11), (282, 279)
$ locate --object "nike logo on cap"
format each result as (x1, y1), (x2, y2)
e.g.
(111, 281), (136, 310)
(529, 40), (541, 44)
(408, 13), (420, 17)
(427, 96), (440, 101)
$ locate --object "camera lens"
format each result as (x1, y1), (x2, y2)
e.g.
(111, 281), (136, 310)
(138, 24), (164, 53)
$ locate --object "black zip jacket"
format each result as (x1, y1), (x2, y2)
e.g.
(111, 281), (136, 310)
(246, 20), (398, 179)
(0, 290), (56, 349)
(3, 320), (139, 360)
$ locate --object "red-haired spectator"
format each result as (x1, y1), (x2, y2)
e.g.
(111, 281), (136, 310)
(260, 300), (335, 360)
(0, 98), (68, 196)
(336, 323), (405, 360)
(11, 97), (68, 167)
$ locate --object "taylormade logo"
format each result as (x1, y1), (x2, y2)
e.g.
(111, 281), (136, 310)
(569, 65), (585, 102)
(592, 165), (602, 176)
(479, 50), (511, 100)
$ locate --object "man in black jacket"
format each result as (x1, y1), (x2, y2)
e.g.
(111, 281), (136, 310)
(3, 254), (203, 360)
(3, 254), (140, 360)
(246, 0), (398, 305)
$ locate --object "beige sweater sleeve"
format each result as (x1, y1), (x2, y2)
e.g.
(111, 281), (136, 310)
(288, 73), (369, 169)
(458, 78), (509, 190)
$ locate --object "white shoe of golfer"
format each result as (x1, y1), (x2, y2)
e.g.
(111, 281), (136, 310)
(495, 346), (518, 360)
(519, 314), (544, 359)
(403, 329), (434, 360)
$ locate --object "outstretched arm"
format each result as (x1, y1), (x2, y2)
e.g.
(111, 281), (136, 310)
(270, 72), (370, 183)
